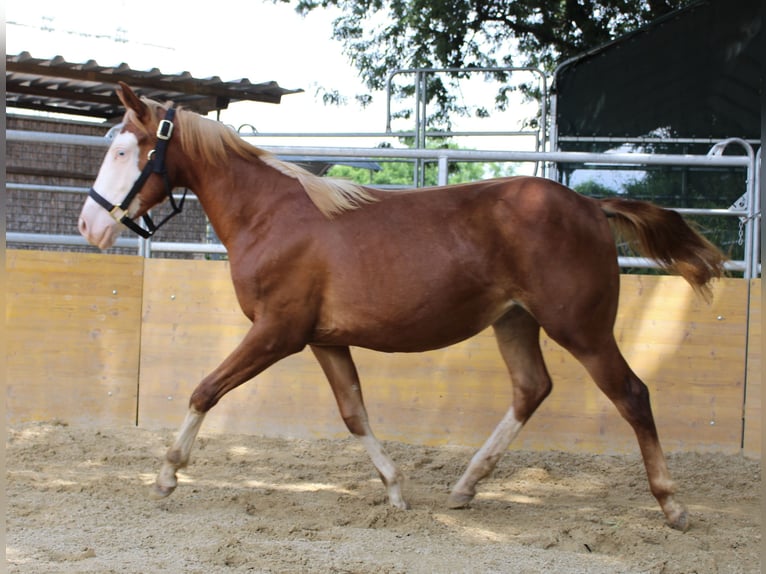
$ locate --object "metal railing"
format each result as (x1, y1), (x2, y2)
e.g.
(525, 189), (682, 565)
(6, 129), (760, 277)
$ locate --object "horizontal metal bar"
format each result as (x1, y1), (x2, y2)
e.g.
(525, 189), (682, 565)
(264, 145), (751, 168)
(618, 256), (746, 272)
(559, 136), (762, 145)
(6, 232), (138, 249)
(239, 131), (402, 139)
(6, 130), (109, 146)
(674, 208), (747, 217)
(6, 183), (90, 194)
(5, 182), (198, 203)
(149, 241), (227, 254)
(5, 233), (224, 255)
(241, 130), (538, 139)
(420, 131), (538, 139)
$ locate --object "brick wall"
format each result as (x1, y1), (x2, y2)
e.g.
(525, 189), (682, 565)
(7, 115), (214, 259)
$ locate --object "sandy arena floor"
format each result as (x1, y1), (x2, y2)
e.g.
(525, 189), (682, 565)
(7, 422), (761, 573)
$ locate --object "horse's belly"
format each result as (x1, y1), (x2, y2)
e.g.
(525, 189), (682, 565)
(312, 295), (517, 353)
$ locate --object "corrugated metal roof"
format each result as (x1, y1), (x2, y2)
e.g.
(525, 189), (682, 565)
(6, 52), (304, 120)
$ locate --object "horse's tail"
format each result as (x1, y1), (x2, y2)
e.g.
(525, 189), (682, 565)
(599, 197), (726, 300)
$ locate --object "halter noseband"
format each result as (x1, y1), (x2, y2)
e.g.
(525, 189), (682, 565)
(88, 107), (188, 239)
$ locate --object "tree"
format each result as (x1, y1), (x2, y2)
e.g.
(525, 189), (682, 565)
(276, 0), (692, 127)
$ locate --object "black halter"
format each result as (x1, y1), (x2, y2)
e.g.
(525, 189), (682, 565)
(88, 108), (187, 239)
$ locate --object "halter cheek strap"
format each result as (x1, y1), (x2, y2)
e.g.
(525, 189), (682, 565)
(88, 107), (188, 239)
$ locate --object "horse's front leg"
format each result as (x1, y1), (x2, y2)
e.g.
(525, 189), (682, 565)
(152, 321), (303, 499)
(310, 345), (409, 509)
(152, 408), (206, 498)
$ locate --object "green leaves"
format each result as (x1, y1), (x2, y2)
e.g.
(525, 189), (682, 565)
(278, 0), (692, 124)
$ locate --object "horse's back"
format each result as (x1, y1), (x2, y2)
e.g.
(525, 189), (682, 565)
(365, 175), (619, 291)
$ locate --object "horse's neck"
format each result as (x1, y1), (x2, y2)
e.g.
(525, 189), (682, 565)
(188, 155), (305, 249)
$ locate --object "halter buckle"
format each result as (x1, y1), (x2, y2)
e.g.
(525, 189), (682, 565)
(157, 119), (174, 140)
(109, 204), (129, 223)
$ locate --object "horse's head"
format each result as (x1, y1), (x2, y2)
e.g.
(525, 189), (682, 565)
(78, 83), (186, 249)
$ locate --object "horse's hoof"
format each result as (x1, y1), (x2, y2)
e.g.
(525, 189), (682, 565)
(447, 491), (474, 509)
(389, 498), (411, 510)
(150, 482), (176, 500)
(667, 509), (690, 532)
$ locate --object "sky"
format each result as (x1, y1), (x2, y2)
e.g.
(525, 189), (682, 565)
(6, 1), (381, 135)
(6, 0), (540, 153)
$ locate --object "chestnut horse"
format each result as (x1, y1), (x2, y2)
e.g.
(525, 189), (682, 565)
(79, 83), (725, 531)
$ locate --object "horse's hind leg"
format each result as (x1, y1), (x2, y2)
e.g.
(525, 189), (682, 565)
(448, 305), (552, 508)
(310, 345), (408, 509)
(573, 339), (689, 531)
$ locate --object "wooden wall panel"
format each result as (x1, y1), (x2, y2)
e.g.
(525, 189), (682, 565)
(743, 279), (761, 458)
(137, 259), (750, 456)
(6, 250), (143, 426)
(7, 252), (755, 457)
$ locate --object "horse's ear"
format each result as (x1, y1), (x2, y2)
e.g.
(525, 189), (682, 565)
(116, 82), (149, 122)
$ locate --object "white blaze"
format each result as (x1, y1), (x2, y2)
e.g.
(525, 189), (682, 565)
(78, 131), (142, 250)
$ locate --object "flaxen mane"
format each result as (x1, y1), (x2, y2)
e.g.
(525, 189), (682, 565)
(133, 98), (377, 218)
